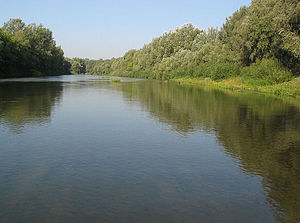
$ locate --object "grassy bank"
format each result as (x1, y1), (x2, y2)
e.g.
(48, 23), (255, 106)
(170, 77), (300, 98)
(72, 72), (300, 98)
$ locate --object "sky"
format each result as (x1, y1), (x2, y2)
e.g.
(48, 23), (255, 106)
(1, 0), (251, 59)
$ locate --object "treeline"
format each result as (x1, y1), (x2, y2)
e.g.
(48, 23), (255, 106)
(0, 19), (70, 78)
(70, 0), (299, 84)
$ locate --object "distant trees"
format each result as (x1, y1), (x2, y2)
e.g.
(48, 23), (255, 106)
(66, 58), (86, 74)
(66, 57), (113, 75)
(0, 18), (70, 78)
(71, 0), (299, 83)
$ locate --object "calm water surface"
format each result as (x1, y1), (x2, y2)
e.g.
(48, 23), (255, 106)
(0, 75), (300, 223)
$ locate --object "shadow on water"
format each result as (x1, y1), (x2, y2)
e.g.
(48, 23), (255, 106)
(0, 81), (63, 133)
(113, 81), (300, 223)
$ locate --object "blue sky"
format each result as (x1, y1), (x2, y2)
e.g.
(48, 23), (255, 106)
(1, 0), (251, 59)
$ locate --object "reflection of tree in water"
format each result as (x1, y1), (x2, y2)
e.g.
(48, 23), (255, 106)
(118, 81), (300, 223)
(0, 82), (63, 133)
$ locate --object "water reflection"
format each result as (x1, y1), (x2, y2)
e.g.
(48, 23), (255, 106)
(116, 81), (300, 223)
(0, 77), (300, 222)
(0, 81), (63, 133)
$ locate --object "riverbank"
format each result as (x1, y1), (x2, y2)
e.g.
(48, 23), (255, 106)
(170, 77), (300, 98)
(71, 73), (300, 98)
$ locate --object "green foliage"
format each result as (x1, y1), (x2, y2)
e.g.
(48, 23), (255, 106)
(77, 0), (298, 83)
(192, 62), (241, 80)
(0, 18), (70, 78)
(67, 57), (113, 75)
(110, 78), (121, 82)
(221, 0), (300, 74)
(241, 58), (293, 84)
(3, 0), (296, 82)
(66, 57), (86, 74)
(219, 6), (250, 64)
(240, 78), (271, 87)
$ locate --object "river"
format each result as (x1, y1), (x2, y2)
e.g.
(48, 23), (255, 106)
(0, 75), (300, 223)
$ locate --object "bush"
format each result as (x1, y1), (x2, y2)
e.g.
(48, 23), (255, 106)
(110, 78), (121, 82)
(241, 58), (293, 84)
(193, 62), (241, 80)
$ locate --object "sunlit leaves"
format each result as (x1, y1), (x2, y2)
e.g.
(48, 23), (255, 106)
(0, 18), (70, 77)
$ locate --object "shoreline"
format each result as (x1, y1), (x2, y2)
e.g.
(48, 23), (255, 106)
(72, 73), (300, 99)
(170, 77), (300, 98)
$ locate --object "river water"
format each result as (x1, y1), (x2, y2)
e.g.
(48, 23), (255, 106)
(0, 75), (300, 223)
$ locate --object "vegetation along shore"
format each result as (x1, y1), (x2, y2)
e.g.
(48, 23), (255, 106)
(67, 0), (300, 97)
(1, 0), (299, 97)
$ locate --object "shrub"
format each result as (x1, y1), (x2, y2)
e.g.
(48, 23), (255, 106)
(110, 78), (121, 82)
(193, 62), (241, 81)
(241, 58), (292, 84)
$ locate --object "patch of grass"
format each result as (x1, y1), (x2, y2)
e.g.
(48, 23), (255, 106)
(110, 78), (121, 82)
(241, 78), (271, 86)
(170, 77), (300, 97)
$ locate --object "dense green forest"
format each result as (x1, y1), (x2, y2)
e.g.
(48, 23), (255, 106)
(0, 19), (70, 78)
(69, 0), (299, 86)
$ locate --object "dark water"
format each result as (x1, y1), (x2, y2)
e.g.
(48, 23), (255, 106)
(0, 75), (300, 223)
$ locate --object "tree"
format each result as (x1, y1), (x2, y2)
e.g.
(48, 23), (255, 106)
(0, 18), (70, 78)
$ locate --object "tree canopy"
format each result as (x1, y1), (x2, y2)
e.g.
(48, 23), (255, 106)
(0, 18), (70, 78)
